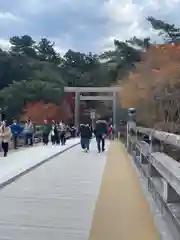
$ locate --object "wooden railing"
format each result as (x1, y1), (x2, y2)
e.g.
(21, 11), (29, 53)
(127, 126), (180, 239)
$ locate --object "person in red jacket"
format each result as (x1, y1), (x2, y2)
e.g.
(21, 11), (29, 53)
(108, 125), (114, 140)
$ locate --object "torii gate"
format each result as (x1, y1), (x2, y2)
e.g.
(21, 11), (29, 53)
(64, 87), (120, 130)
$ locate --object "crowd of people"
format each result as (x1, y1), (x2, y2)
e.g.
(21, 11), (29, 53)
(41, 120), (75, 146)
(0, 119), (77, 157)
(0, 116), (115, 157)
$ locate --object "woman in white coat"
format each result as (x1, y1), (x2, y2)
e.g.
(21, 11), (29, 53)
(0, 121), (12, 157)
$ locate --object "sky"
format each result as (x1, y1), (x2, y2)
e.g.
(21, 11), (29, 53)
(0, 0), (180, 55)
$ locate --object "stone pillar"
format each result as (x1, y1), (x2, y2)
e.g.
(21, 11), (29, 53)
(74, 91), (80, 131)
(113, 91), (117, 129)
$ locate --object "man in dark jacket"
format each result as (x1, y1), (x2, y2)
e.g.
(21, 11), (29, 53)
(79, 124), (92, 152)
(94, 119), (108, 153)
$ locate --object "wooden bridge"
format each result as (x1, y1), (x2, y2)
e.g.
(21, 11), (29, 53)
(0, 128), (179, 239)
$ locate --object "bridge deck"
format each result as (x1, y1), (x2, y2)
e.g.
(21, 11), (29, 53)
(0, 140), (160, 239)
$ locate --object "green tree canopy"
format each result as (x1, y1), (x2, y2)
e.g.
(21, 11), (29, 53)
(0, 80), (63, 120)
(1, 15), (180, 120)
(147, 16), (180, 43)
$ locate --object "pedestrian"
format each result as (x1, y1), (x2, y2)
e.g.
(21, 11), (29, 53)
(50, 121), (59, 145)
(59, 121), (66, 145)
(71, 125), (76, 137)
(94, 119), (108, 153)
(55, 122), (60, 144)
(23, 119), (34, 146)
(42, 119), (51, 145)
(10, 119), (23, 149)
(0, 121), (12, 157)
(79, 123), (92, 152)
(108, 125), (113, 140)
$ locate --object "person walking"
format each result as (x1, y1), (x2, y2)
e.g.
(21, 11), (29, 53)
(0, 121), (12, 157)
(94, 119), (108, 153)
(42, 119), (51, 145)
(10, 119), (23, 149)
(79, 123), (92, 152)
(24, 119), (34, 146)
(59, 121), (66, 145)
(108, 125), (113, 140)
(79, 124), (85, 150)
(50, 121), (59, 145)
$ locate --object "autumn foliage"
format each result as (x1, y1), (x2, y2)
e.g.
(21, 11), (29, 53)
(21, 100), (72, 124)
(120, 44), (180, 131)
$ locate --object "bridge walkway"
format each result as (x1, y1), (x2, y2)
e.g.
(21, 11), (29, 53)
(0, 140), (160, 239)
(89, 141), (160, 240)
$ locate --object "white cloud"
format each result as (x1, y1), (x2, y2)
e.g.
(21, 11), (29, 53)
(54, 45), (67, 55)
(0, 12), (20, 21)
(19, 0), (66, 15)
(50, 38), (68, 55)
(99, 0), (180, 51)
(0, 39), (11, 50)
(0, 0), (180, 53)
(103, 1), (142, 24)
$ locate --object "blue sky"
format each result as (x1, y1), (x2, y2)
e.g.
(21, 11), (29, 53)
(0, 0), (180, 55)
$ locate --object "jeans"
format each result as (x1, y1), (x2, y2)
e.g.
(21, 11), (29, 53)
(25, 133), (33, 146)
(12, 135), (18, 149)
(96, 135), (105, 152)
(60, 132), (66, 145)
(81, 138), (90, 150)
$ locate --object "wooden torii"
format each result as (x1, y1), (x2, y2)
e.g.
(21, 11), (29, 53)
(64, 87), (120, 130)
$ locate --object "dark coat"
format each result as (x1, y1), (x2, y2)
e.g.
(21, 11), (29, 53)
(79, 124), (92, 138)
(94, 120), (108, 137)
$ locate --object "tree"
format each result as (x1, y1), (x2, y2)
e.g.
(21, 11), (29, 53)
(147, 17), (180, 43)
(36, 38), (61, 64)
(0, 51), (33, 89)
(100, 39), (142, 82)
(10, 35), (37, 58)
(126, 36), (151, 50)
(61, 50), (108, 87)
(120, 44), (180, 131)
(0, 80), (63, 120)
(22, 101), (72, 124)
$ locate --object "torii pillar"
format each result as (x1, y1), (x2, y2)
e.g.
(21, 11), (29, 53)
(74, 91), (80, 130)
